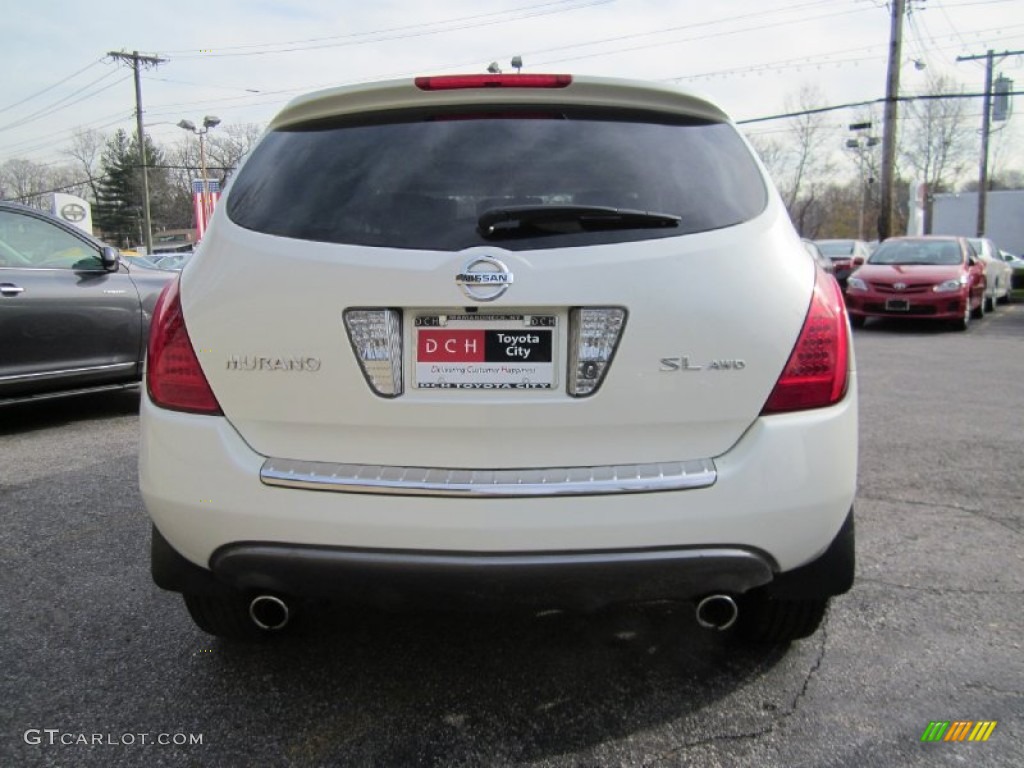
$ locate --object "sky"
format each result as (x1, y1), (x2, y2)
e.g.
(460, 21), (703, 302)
(1, 0), (1022, 182)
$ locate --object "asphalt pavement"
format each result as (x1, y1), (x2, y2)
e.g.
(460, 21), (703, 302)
(1, 304), (1022, 767)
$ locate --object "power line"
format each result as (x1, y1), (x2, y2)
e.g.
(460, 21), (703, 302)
(0, 69), (128, 133)
(169, 0), (615, 59)
(0, 59), (106, 116)
(530, 1), (865, 67)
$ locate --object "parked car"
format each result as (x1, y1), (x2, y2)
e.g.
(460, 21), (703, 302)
(119, 251), (165, 270)
(845, 235), (986, 330)
(154, 250), (194, 271)
(968, 237), (1013, 310)
(814, 239), (872, 291)
(802, 239), (835, 275)
(995, 249), (1024, 291)
(0, 202), (176, 405)
(141, 73), (857, 645)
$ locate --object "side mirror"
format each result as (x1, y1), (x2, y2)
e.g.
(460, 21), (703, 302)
(852, 257), (864, 267)
(100, 246), (120, 272)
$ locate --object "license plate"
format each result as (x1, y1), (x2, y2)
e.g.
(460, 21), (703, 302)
(886, 299), (910, 312)
(414, 314), (556, 389)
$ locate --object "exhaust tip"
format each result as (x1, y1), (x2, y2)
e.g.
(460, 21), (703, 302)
(695, 594), (738, 631)
(249, 595), (290, 631)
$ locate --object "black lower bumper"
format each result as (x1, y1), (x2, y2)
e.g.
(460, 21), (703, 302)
(151, 509), (854, 611)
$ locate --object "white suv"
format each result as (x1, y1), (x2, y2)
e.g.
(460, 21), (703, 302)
(140, 74), (857, 643)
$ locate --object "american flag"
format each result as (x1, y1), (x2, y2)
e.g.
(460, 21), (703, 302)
(192, 178), (221, 239)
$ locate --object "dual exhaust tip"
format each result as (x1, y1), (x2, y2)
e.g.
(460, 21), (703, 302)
(695, 594), (739, 631)
(248, 593), (738, 632)
(249, 595), (290, 631)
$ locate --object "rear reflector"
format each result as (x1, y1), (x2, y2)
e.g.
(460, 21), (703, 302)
(761, 269), (850, 414)
(415, 74), (572, 91)
(568, 308), (626, 397)
(344, 309), (403, 397)
(147, 278), (222, 414)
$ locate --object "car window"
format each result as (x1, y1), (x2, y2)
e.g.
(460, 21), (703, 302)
(817, 241), (854, 257)
(868, 240), (963, 266)
(967, 238), (989, 257)
(0, 210), (101, 270)
(227, 107), (768, 251)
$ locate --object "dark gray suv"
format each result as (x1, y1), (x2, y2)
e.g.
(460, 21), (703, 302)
(0, 202), (175, 405)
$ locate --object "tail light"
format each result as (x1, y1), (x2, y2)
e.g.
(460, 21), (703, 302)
(568, 308), (626, 397)
(147, 278), (222, 414)
(761, 269), (849, 414)
(415, 74), (572, 91)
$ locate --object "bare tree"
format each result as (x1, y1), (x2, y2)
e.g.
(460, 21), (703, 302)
(899, 73), (973, 194)
(745, 133), (786, 186)
(205, 123), (264, 181)
(785, 87), (838, 207)
(161, 136), (199, 230)
(0, 159), (56, 207)
(750, 86), (839, 235)
(62, 128), (107, 203)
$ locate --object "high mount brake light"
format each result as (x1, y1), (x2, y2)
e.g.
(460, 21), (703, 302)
(415, 74), (572, 91)
(761, 269), (850, 414)
(147, 278), (222, 415)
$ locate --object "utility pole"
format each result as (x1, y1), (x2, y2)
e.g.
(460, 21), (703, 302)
(108, 50), (167, 255)
(877, 0), (905, 241)
(957, 49), (1024, 237)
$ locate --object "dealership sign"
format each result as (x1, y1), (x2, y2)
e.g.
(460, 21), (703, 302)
(50, 193), (93, 234)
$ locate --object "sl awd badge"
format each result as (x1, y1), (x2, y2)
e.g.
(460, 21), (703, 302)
(660, 356), (746, 372)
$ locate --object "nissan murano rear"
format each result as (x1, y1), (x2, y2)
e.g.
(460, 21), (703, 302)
(140, 74), (857, 644)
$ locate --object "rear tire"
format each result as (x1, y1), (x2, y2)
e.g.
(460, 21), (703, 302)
(183, 592), (274, 642)
(734, 593), (829, 644)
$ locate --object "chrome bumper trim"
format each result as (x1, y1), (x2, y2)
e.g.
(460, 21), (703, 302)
(260, 458), (717, 497)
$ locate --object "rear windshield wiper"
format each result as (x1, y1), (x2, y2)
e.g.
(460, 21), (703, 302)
(478, 205), (680, 239)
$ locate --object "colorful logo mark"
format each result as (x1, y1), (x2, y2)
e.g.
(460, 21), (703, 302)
(921, 721), (997, 742)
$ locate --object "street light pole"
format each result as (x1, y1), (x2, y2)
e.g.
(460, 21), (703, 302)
(177, 116), (221, 238)
(846, 122), (879, 241)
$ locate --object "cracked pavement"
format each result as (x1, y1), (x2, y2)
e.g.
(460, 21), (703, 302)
(2, 306), (1022, 767)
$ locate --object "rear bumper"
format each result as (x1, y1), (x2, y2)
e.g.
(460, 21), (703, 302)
(152, 508), (855, 608)
(152, 525), (776, 610)
(140, 374), (858, 597)
(846, 290), (967, 320)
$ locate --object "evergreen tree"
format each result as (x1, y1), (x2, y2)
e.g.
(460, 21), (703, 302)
(94, 130), (137, 247)
(93, 129), (171, 248)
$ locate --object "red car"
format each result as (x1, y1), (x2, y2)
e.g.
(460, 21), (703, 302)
(845, 236), (986, 331)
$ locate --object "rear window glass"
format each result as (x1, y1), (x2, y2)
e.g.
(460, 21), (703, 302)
(227, 106), (767, 251)
(817, 241), (855, 257)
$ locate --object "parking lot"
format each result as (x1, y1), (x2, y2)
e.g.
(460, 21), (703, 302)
(2, 306), (1022, 767)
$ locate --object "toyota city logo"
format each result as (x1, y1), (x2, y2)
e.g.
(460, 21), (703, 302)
(60, 203), (87, 223)
(455, 255), (513, 302)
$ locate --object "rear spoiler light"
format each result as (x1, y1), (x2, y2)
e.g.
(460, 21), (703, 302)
(415, 74), (572, 91)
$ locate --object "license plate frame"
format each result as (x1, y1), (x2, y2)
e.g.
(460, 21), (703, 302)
(885, 298), (910, 312)
(413, 313), (557, 390)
